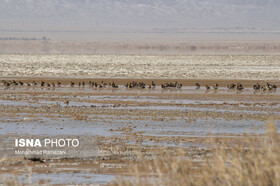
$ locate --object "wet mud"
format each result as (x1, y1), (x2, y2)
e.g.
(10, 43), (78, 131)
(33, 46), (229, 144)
(0, 78), (279, 184)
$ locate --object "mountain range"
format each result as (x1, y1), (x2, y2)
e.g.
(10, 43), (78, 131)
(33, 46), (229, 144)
(1, 0), (280, 31)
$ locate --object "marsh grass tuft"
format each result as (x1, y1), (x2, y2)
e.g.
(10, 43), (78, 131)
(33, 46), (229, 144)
(111, 120), (280, 186)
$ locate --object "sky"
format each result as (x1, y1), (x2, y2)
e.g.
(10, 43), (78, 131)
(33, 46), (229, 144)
(1, 0), (280, 32)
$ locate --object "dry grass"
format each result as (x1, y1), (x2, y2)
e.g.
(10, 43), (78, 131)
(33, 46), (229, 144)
(0, 166), (33, 186)
(111, 120), (280, 186)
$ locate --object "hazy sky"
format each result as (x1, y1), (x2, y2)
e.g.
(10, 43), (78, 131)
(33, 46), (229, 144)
(1, 0), (280, 31)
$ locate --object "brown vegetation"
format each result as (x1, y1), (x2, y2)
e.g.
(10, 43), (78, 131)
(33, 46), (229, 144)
(111, 121), (280, 186)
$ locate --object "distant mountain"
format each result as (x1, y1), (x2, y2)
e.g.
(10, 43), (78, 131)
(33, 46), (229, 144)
(1, 0), (280, 31)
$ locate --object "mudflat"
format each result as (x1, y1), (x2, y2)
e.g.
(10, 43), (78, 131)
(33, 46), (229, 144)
(0, 76), (279, 184)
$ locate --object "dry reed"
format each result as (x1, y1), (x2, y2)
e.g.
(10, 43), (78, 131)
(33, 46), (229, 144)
(111, 120), (280, 186)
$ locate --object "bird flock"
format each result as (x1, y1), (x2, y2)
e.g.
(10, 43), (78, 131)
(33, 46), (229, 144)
(196, 82), (244, 91)
(0, 80), (278, 92)
(1, 80), (180, 90)
(195, 82), (277, 91)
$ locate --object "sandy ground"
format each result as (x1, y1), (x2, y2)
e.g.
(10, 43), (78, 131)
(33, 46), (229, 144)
(0, 77), (279, 184)
(0, 55), (280, 80)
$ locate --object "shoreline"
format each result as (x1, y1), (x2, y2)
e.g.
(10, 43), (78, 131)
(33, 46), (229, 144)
(1, 77), (279, 87)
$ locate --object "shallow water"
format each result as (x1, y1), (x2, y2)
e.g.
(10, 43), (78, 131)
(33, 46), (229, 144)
(124, 118), (280, 136)
(1, 85), (280, 94)
(0, 81), (279, 185)
(1, 172), (115, 185)
(0, 116), (114, 136)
